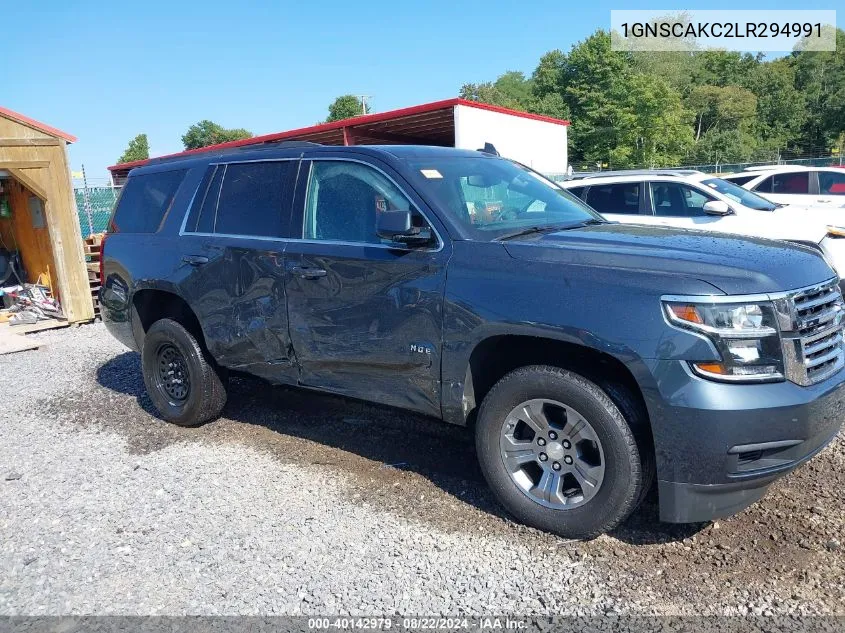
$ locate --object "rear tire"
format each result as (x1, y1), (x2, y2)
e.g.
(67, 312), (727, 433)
(475, 365), (650, 539)
(141, 318), (227, 426)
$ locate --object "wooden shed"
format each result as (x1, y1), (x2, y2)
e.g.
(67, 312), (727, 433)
(0, 106), (93, 323)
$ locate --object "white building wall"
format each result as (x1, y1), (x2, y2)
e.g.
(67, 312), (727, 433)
(453, 104), (568, 175)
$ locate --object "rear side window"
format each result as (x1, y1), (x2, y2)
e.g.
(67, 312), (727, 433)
(585, 183), (640, 214)
(184, 161), (294, 238)
(111, 169), (186, 233)
(566, 186), (586, 199)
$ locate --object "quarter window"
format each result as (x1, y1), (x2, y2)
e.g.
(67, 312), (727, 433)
(650, 182), (714, 217)
(112, 169), (187, 233)
(303, 161), (418, 244)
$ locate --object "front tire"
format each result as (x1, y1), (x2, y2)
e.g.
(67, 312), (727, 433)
(141, 318), (227, 426)
(475, 365), (648, 539)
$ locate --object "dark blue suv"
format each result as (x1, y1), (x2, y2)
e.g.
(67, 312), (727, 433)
(100, 143), (845, 538)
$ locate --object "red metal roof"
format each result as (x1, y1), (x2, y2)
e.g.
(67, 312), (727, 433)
(108, 98), (569, 173)
(0, 106), (77, 143)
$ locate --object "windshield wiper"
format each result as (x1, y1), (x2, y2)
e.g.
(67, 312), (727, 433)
(495, 219), (604, 241)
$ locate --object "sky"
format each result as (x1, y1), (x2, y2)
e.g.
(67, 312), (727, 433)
(3, 0), (840, 184)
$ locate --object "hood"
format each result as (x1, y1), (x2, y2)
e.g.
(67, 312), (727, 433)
(503, 223), (835, 295)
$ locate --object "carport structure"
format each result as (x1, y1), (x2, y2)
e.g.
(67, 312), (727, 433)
(109, 98), (570, 184)
(0, 107), (93, 322)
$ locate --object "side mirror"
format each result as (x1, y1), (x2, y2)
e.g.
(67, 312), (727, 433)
(702, 200), (732, 216)
(376, 210), (432, 245)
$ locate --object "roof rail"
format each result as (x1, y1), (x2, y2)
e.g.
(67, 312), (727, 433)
(568, 168), (704, 180)
(143, 140), (323, 167)
(241, 140), (323, 150)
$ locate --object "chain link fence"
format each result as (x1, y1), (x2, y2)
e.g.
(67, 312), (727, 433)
(74, 187), (120, 238)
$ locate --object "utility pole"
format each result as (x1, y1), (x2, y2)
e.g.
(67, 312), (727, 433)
(358, 95), (373, 114)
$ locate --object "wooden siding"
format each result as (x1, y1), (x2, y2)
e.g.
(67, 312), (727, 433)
(0, 113), (93, 322)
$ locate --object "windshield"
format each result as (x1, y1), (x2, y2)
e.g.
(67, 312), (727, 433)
(702, 177), (777, 211)
(408, 156), (603, 239)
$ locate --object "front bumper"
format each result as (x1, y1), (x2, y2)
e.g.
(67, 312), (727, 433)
(643, 359), (845, 523)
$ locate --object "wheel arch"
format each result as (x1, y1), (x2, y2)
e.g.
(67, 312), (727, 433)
(457, 334), (652, 435)
(131, 287), (206, 351)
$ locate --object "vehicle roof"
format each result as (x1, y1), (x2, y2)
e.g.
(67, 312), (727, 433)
(127, 144), (495, 177)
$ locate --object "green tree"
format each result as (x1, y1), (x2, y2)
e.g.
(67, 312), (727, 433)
(628, 74), (694, 167)
(325, 95), (370, 122)
(182, 120), (252, 150)
(746, 58), (805, 152)
(687, 85), (757, 141)
(792, 28), (845, 154)
(116, 133), (149, 164)
(560, 31), (635, 166)
(460, 71), (533, 110)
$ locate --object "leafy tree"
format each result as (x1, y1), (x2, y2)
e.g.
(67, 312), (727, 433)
(117, 133), (149, 164)
(792, 28), (845, 154)
(459, 25), (845, 169)
(182, 120), (252, 150)
(460, 71), (533, 110)
(325, 95), (370, 122)
(687, 85), (757, 141)
(746, 59), (805, 151)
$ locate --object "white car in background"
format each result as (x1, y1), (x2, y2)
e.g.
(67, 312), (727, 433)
(561, 169), (845, 287)
(721, 165), (845, 209)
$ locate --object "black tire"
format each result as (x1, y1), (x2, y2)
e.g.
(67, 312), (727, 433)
(475, 365), (651, 539)
(141, 318), (227, 426)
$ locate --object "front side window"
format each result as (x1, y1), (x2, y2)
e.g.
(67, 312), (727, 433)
(408, 156), (601, 240)
(303, 161), (418, 245)
(650, 182), (715, 217)
(820, 171), (845, 195)
(584, 183), (640, 215)
(756, 172), (810, 195)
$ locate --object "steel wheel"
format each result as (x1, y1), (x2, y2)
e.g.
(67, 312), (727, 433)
(154, 343), (190, 403)
(499, 398), (605, 510)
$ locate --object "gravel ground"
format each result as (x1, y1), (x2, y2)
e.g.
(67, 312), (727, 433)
(0, 323), (843, 616)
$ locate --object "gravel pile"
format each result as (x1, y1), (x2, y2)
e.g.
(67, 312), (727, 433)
(0, 323), (842, 615)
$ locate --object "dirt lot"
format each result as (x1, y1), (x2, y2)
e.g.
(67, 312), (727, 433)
(0, 323), (843, 615)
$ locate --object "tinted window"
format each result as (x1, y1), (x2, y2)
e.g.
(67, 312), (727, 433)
(566, 186), (586, 199)
(303, 161), (417, 245)
(756, 172), (810, 194)
(651, 182), (714, 217)
(214, 161), (293, 238)
(184, 165), (223, 234)
(584, 183), (640, 214)
(722, 174), (757, 186)
(111, 169), (186, 233)
(820, 171), (845, 195)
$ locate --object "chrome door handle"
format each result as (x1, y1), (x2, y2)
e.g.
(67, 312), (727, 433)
(182, 255), (209, 266)
(290, 266), (327, 279)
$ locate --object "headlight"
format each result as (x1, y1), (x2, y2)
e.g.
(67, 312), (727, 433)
(664, 301), (784, 382)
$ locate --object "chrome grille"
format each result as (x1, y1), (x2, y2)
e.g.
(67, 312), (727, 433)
(788, 279), (845, 385)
